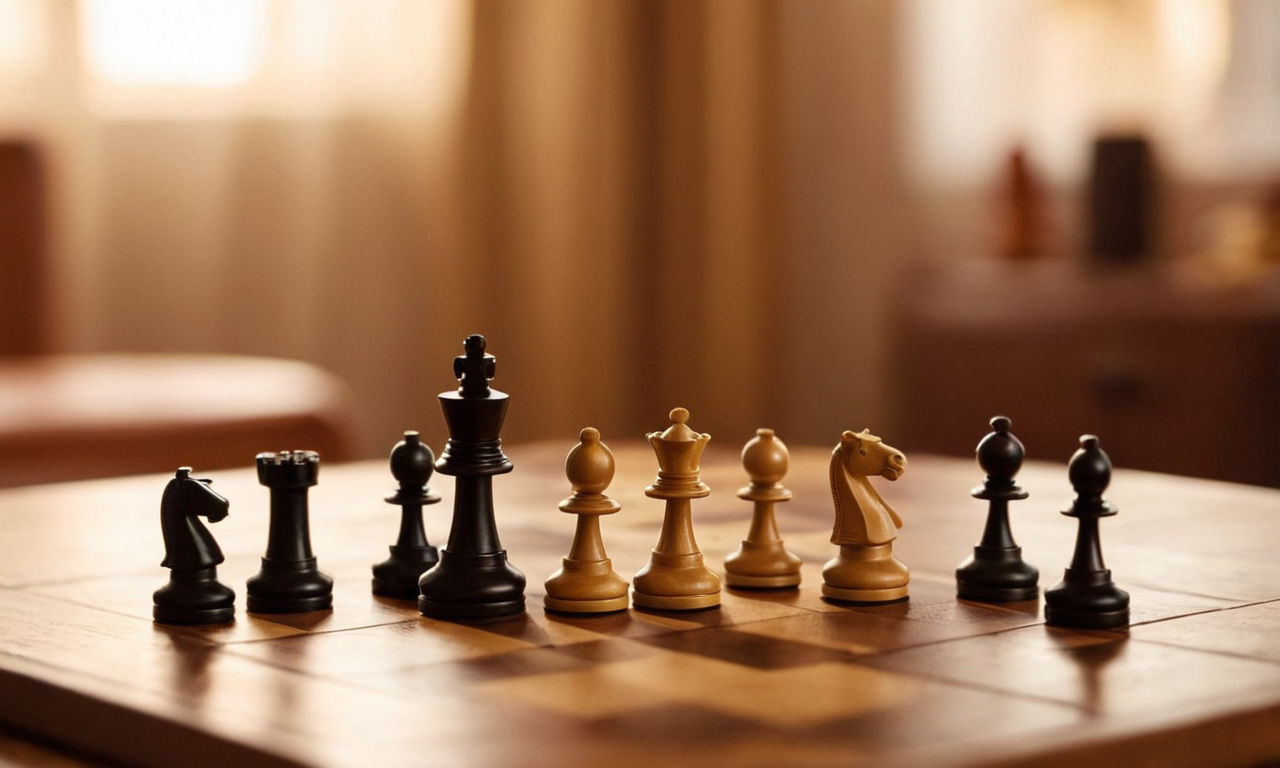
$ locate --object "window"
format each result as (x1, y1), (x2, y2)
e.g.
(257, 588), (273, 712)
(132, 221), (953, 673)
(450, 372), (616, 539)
(81, 0), (266, 87)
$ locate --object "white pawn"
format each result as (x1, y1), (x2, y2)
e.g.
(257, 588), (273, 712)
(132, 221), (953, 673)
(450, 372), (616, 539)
(724, 429), (802, 588)
(543, 428), (629, 614)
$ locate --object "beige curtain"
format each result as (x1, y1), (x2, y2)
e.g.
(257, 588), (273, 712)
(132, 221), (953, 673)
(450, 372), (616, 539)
(432, 0), (906, 451)
(2, 0), (906, 456)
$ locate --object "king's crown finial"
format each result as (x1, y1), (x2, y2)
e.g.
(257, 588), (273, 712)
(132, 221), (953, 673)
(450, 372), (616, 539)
(454, 334), (496, 397)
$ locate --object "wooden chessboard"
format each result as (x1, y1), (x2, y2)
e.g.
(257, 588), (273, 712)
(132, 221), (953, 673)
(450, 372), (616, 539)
(1, 440), (1278, 768)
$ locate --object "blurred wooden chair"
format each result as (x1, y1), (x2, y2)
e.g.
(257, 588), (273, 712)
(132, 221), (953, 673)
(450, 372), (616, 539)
(0, 139), (359, 487)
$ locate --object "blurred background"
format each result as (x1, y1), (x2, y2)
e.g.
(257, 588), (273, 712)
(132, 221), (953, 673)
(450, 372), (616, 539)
(1, 0), (1278, 485)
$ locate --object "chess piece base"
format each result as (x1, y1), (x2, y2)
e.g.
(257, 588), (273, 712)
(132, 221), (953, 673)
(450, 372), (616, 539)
(821, 584), (909, 604)
(246, 594), (332, 614)
(544, 594), (630, 614)
(1044, 604), (1130, 629)
(957, 581), (1039, 603)
(419, 595), (526, 620)
(153, 603), (235, 625)
(372, 544), (440, 600)
(1044, 567), (1130, 629)
(632, 551), (721, 610)
(631, 589), (721, 611)
(955, 545), (1039, 603)
(246, 557), (333, 614)
(418, 549), (526, 620)
(822, 543), (909, 605)
(725, 571), (802, 589)
(544, 557), (629, 614)
(724, 540), (802, 590)
(153, 569), (236, 625)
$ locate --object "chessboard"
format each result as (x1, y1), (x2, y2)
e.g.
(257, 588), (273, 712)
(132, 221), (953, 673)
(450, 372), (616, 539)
(0, 440), (1278, 768)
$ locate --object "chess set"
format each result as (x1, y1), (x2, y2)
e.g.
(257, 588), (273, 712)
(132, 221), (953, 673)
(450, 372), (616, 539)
(153, 334), (1129, 631)
(1, 334), (1278, 768)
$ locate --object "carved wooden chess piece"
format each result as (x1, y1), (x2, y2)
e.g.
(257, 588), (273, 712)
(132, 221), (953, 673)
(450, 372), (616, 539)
(372, 430), (441, 599)
(955, 416), (1039, 602)
(822, 429), (909, 604)
(724, 428), (802, 589)
(544, 428), (629, 614)
(632, 407), (721, 611)
(418, 334), (526, 620)
(247, 450), (333, 613)
(153, 468), (235, 625)
(1045, 435), (1130, 629)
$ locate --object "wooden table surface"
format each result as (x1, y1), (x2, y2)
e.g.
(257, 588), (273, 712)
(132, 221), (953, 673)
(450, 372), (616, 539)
(0, 440), (1277, 768)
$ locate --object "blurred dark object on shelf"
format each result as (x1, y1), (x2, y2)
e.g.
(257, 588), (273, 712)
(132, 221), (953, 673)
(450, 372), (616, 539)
(895, 258), (1280, 488)
(1088, 135), (1155, 265)
(996, 147), (1047, 261)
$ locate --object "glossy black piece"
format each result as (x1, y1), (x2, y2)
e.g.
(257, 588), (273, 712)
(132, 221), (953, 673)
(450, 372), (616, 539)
(153, 468), (235, 625)
(372, 431), (441, 599)
(956, 416), (1039, 602)
(1044, 435), (1130, 629)
(418, 335), (526, 620)
(246, 450), (333, 613)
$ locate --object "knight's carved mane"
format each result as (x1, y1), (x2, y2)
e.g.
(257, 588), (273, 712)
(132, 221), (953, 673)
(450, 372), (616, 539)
(828, 437), (903, 546)
(159, 474), (227, 571)
(829, 442), (868, 545)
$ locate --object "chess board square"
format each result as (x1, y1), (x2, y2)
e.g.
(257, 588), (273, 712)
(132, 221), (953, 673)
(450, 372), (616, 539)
(223, 618), (537, 676)
(473, 649), (928, 726)
(729, 589), (1042, 655)
(636, 625), (852, 670)
(31, 570), (309, 644)
(862, 623), (1280, 716)
(1127, 600), (1280, 662)
(447, 637), (655, 683)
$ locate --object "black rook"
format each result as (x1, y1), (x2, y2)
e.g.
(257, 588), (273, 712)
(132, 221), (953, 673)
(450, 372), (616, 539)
(246, 450), (333, 613)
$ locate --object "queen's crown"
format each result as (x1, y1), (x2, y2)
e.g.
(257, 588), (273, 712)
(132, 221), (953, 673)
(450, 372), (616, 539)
(646, 407), (711, 499)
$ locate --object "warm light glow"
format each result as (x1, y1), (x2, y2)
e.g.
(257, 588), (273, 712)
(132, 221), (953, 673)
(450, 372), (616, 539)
(81, 0), (266, 86)
(77, 0), (472, 120)
(1157, 0), (1231, 118)
(0, 0), (46, 75)
(901, 0), (1260, 182)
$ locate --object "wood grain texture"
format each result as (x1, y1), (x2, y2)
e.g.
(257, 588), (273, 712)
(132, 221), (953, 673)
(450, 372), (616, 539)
(0, 441), (1277, 768)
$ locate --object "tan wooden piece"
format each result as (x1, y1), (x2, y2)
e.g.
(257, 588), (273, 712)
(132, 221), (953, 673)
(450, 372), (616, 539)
(723, 428), (803, 588)
(0, 441), (1278, 767)
(543, 428), (630, 614)
(822, 429), (911, 602)
(631, 408), (722, 611)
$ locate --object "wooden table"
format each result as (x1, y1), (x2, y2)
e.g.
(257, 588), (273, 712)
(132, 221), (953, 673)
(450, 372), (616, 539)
(0, 441), (1277, 767)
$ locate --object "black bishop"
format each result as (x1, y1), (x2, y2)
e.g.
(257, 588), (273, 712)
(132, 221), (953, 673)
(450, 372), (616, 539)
(1044, 435), (1130, 629)
(956, 416), (1039, 602)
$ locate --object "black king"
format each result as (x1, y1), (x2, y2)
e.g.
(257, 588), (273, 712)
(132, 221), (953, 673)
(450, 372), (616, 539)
(417, 334), (527, 619)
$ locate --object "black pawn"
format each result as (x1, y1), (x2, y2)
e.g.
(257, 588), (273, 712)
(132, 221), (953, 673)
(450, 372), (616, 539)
(372, 431), (441, 598)
(956, 416), (1039, 602)
(1044, 435), (1130, 629)
(153, 468), (235, 625)
(246, 450), (333, 613)
(418, 334), (526, 620)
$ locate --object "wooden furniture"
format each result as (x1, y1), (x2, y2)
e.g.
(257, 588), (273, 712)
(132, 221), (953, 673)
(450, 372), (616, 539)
(0, 141), (46, 355)
(0, 138), (359, 487)
(0, 440), (1277, 767)
(0, 354), (358, 487)
(896, 258), (1280, 486)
